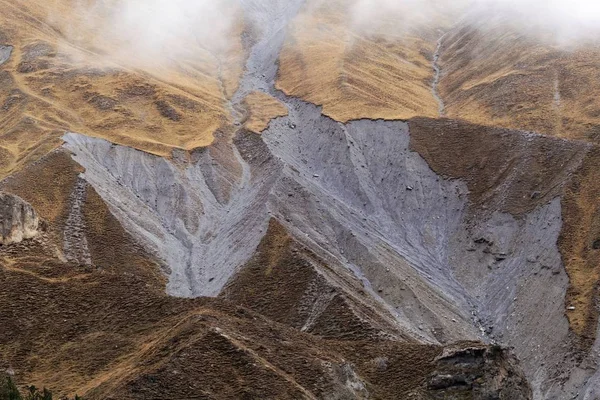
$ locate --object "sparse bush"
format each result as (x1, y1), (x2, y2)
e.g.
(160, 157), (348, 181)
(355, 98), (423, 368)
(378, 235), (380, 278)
(0, 375), (21, 400)
(0, 376), (83, 400)
(488, 343), (504, 357)
(24, 386), (52, 400)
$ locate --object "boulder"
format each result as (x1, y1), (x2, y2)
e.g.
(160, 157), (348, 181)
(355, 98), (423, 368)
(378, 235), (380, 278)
(0, 192), (39, 245)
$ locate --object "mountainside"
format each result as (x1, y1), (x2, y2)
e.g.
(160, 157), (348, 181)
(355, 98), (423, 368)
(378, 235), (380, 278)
(1, 1), (600, 399)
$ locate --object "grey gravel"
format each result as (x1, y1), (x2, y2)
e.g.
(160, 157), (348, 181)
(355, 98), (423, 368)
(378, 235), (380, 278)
(60, 0), (600, 398)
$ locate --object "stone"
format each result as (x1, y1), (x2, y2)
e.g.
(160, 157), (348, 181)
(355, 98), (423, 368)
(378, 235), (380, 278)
(0, 192), (39, 245)
(0, 45), (12, 66)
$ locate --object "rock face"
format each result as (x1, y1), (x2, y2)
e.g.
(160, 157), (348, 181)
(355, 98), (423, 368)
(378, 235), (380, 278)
(0, 192), (38, 244)
(426, 343), (531, 399)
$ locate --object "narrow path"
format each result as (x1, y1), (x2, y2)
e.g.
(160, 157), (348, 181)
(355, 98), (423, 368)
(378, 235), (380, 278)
(432, 33), (447, 117)
(1, 258), (90, 283)
(219, 329), (319, 399)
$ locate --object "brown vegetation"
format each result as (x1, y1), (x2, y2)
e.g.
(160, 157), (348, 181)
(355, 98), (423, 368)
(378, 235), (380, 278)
(439, 22), (600, 142)
(0, 149), (530, 399)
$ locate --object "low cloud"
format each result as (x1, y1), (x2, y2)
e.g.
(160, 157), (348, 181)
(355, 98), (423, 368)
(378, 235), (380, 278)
(350, 0), (600, 43)
(58, 0), (239, 67)
(53, 0), (600, 68)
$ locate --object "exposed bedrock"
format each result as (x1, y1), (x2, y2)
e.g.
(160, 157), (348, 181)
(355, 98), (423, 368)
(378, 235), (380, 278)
(64, 99), (595, 398)
(63, 132), (279, 298)
(426, 343), (531, 399)
(0, 191), (39, 244)
(59, 0), (595, 394)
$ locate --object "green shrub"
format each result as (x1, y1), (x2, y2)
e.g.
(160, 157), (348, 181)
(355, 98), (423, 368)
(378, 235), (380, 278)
(0, 376), (83, 400)
(24, 386), (52, 400)
(0, 375), (21, 400)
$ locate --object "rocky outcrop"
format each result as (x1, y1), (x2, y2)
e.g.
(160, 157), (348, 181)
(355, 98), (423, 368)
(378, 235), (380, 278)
(0, 192), (38, 244)
(426, 343), (532, 399)
(0, 45), (12, 66)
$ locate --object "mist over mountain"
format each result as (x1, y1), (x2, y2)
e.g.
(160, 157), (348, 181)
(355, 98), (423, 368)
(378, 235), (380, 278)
(40, 0), (600, 72)
(352, 0), (600, 42)
(1, 0), (600, 399)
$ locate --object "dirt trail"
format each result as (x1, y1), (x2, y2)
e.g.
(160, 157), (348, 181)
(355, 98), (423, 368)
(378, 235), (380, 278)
(0, 257), (88, 283)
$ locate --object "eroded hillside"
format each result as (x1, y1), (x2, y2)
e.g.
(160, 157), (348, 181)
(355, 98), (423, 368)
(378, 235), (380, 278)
(1, 0), (600, 399)
(0, 145), (530, 399)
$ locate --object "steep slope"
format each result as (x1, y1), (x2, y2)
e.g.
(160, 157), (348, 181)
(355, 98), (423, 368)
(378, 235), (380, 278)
(273, 1), (600, 143)
(437, 18), (600, 141)
(0, 146), (529, 400)
(63, 102), (600, 398)
(0, 0), (244, 178)
(1, 0), (600, 399)
(276, 0), (446, 122)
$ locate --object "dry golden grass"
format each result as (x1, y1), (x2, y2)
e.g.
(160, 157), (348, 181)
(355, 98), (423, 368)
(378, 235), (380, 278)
(276, 3), (600, 143)
(276, 0), (443, 122)
(0, 0), (245, 178)
(242, 91), (288, 133)
(438, 21), (600, 142)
